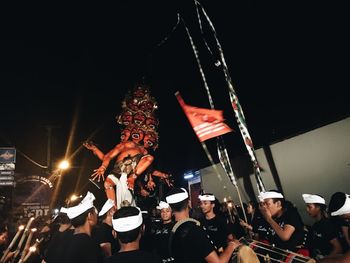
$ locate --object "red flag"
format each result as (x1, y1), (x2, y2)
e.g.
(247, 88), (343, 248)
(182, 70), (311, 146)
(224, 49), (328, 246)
(175, 92), (233, 142)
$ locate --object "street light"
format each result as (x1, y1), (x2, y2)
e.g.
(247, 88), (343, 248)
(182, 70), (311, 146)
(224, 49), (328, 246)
(58, 160), (70, 170)
(50, 159), (71, 209)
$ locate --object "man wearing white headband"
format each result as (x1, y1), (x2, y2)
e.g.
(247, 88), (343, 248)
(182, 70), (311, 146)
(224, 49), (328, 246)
(165, 187), (240, 263)
(318, 194), (350, 263)
(199, 193), (234, 253)
(258, 190), (304, 252)
(92, 199), (119, 258)
(329, 192), (350, 219)
(63, 192), (103, 263)
(328, 192), (350, 252)
(302, 193), (342, 258)
(150, 201), (174, 262)
(106, 206), (162, 263)
(45, 206), (74, 263)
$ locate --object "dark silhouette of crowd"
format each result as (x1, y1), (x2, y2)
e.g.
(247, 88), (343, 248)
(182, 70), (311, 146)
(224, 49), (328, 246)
(1, 189), (350, 263)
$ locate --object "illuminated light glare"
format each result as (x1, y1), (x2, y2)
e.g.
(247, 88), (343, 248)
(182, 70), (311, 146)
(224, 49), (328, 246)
(58, 160), (70, 170)
(70, 194), (78, 201)
(29, 246), (36, 252)
(184, 173), (194, 180)
(19, 225), (25, 230)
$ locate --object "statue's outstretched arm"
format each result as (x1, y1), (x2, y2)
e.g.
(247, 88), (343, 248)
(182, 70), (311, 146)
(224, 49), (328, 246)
(83, 141), (105, 160)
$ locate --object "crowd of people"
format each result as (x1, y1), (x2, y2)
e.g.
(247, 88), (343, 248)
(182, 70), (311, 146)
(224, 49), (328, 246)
(1, 188), (350, 263)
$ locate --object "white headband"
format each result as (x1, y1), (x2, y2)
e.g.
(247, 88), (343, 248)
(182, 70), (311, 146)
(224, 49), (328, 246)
(331, 194), (350, 216)
(156, 201), (170, 210)
(302, 194), (325, 205)
(66, 192), (96, 219)
(258, 191), (284, 202)
(112, 208), (143, 232)
(198, 194), (215, 201)
(166, 188), (189, 204)
(60, 207), (68, 214)
(99, 199), (115, 216)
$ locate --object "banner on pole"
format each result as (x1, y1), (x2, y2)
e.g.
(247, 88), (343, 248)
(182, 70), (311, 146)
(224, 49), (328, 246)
(175, 92), (233, 142)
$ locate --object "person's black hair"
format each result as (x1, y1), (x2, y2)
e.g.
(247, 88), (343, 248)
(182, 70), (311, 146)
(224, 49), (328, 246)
(213, 198), (223, 215)
(68, 195), (95, 228)
(113, 206), (143, 243)
(55, 213), (71, 225)
(165, 188), (189, 212)
(70, 207), (95, 228)
(0, 221), (8, 234)
(248, 200), (258, 210)
(329, 192), (346, 214)
(267, 190), (286, 209)
(313, 203), (328, 219)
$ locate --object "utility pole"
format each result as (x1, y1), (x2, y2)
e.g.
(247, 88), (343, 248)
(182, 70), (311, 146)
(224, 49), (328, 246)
(43, 125), (60, 175)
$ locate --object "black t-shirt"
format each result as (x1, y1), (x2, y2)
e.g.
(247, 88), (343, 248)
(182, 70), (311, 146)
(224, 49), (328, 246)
(171, 221), (215, 263)
(45, 228), (74, 263)
(331, 217), (350, 252)
(64, 233), (103, 263)
(105, 250), (162, 263)
(252, 214), (270, 240)
(227, 216), (246, 240)
(200, 215), (229, 251)
(92, 222), (120, 254)
(264, 208), (304, 251)
(311, 218), (338, 257)
(151, 222), (175, 261)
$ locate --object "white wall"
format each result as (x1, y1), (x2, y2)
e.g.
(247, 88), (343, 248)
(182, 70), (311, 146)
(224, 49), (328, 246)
(200, 117), (350, 225)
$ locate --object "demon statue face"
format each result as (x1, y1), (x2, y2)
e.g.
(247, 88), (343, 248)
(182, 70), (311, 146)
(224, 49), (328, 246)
(145, 116), (159, 130)
(139, 100), (156, 113)
(118, 110), (133, 126)
(131, 126), (145, 144)
(144, 131), (158, 150)
(133, 112), (146, 126)
(133, 86), (150, 99)
(126, 98), (139, 112)
(120, 125), (133, 142)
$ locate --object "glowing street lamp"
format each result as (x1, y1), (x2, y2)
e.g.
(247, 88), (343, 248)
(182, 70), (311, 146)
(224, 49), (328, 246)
(58, 160), (70, 170)
(50, 159), (71, 208)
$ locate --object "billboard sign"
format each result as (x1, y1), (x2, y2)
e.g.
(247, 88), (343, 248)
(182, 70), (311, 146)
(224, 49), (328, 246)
(0, 163), (15, 171)
(0, 181), (15, 186)
(13, 175), (53, 219)
(0, 148), (16, 163)
(0, 170), (15, 176)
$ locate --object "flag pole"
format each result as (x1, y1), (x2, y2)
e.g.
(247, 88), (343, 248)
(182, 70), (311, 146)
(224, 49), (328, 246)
(200, 142), (222, 182)
(175, 92), (249, 225)
(217, 138), (248, 224)
(180, 13), (251, 223)
(193, 1), (266, 193)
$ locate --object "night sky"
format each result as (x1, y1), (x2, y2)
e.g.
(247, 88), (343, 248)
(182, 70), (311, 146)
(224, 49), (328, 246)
(1, 1), (348, 205)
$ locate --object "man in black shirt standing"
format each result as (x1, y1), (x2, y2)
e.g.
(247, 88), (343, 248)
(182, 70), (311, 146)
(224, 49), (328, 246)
(106, 206), (162, 263)
(199, 193), (233, 253)
(64, 191), (103, 263)
(92, 198), (119, 258)
(302, 193), (342, 259)
(258, 190), (304, 252)
(151, 201), (175, 262)
(318, 192), (350, 263)
(165, 188), (240, 263)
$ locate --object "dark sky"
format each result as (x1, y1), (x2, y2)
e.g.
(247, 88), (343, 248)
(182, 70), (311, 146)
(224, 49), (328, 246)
(1, 1), (348, 203)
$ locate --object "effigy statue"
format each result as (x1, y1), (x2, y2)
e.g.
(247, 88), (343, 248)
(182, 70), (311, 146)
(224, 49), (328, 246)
(87, 84), (171, 209)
